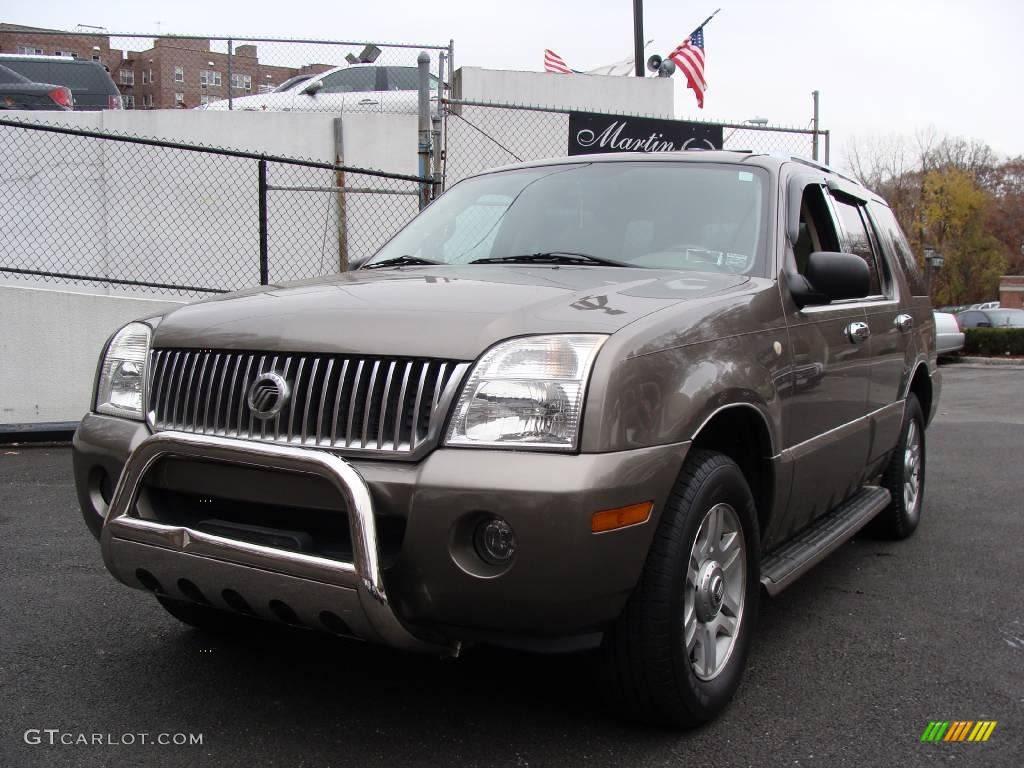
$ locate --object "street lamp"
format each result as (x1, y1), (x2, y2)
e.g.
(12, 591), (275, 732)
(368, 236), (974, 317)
(924, 247), (943, 297)
(723, 118), (771, 147)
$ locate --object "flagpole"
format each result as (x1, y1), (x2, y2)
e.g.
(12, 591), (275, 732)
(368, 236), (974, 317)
(633, 0), (645, 77)
(688, 8), (722, 37)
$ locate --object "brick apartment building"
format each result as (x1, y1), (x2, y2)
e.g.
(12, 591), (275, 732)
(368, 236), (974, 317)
(0, 24), (332, 109)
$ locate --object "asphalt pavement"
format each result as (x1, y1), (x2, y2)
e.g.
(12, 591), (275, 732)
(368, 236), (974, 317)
(1, 366), (1021, 767)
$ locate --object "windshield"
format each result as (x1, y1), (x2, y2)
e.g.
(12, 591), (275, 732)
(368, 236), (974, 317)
(362, 162), (768, 274)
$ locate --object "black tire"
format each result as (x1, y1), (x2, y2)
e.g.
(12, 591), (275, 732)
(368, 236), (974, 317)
(156, 595), (257, 634)
(600, 450), (760, 728)
(868, 393), (926, 540)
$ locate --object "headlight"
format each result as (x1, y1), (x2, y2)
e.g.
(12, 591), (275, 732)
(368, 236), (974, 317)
(95, 322), (151, 420)
(446, 334), (607, 451)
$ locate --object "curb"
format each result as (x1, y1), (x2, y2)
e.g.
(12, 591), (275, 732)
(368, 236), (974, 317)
(941, 357), (1024, 369)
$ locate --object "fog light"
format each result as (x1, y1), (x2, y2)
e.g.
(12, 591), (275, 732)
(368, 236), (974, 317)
(474, 517), (517, 565)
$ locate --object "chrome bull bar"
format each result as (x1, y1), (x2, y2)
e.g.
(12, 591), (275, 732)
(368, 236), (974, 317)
(101, 430), (450, 654)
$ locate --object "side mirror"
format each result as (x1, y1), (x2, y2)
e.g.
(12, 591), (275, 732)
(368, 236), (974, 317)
(788, 251), (870, 308)
(301, 80), (323, 96)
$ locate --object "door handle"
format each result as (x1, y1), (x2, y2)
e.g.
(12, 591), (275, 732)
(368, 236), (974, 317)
(845, 321), (870, 344)
(895, 313), (914, 332)
(358, 99), (379, 105)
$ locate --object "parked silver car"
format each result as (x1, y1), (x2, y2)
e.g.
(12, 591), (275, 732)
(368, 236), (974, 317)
(199, 64), (438, 113)
(934, 311), (964, 355)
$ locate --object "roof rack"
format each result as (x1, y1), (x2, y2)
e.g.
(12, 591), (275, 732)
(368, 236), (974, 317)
(781, 154), (862, 186)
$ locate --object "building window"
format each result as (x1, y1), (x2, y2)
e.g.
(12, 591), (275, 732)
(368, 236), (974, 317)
(92, 55), (101, 61)
(17, 46), (45, 55)
(200, 70), (222, 87)
(175, 92), (184, 106)
(141, 69), (148, 84)
(148, 68), (154, 83)
(174, 65), (184, 82)
(123, 94), (135, 109)
(119, 69), (134, 85)
(53, 50), (74, 58)
(230, 73), (252, 92)
(144, 94), (153, 108)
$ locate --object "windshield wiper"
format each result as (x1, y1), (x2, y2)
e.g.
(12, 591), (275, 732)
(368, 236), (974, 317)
(360, 255), (441, 270)
(469, 251), (629, 267)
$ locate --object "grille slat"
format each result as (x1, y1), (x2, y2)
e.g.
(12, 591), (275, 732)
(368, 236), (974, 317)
(393, 361), (413, 451)
(151, 349), (464, 457)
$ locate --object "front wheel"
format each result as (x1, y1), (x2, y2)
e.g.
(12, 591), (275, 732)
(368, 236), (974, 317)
(600, 450), (760, 728)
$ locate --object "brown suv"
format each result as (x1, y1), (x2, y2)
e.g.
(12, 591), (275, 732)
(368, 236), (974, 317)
(73, 152), (939, 727)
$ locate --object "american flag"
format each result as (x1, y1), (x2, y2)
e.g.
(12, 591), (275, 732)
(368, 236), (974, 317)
(668, 28), (707, 108)
(544, 49), (573, 74)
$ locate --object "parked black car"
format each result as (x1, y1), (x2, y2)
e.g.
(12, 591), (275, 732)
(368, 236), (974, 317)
(0, 55), (121, 110)
(956, 308), (1024, 328)
(0, 63), (73, 110)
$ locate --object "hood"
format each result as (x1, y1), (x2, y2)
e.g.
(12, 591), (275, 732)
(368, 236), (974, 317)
(153, 265), (749, 360)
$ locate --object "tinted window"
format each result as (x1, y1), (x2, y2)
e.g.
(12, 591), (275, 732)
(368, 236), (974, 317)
(869, 203), (927, 296)
(956, 311), (984, 328)
(1, 59), (115, 95)
(0, 64), (30, 84)
(364, 162), (769, 275)
(320, 67), (378, 93)
(832, 197), (882, 295)
(385, 67), (440, 91)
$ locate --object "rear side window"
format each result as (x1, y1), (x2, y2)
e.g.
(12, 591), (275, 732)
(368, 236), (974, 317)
(831, 197), (883, 296)
(868, 203), (927, 296)
(385, 67), (440, 91)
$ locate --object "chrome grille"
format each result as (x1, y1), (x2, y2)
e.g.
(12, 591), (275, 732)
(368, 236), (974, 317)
(148, 349), (469, 457)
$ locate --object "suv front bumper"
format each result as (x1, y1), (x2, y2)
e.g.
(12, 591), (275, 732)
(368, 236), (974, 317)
(73, 414), (690, 648)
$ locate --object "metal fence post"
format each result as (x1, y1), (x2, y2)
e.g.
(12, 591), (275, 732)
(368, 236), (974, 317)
(227, 38), (234, 111)
(448, 40), (455, 93)
(417, 51), (432, 210)
(811, 89), (820, 160)
(258, 158), (269, 284)
(432, 50), (445, 199)
(824, 130), (831, 165)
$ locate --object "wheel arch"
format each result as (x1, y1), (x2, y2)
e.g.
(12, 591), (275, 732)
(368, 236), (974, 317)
(689, 402), (776, 540)
(903, 362), (933, 427)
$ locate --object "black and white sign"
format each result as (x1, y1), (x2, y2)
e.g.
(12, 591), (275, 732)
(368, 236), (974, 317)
(568, 111), (723, 156)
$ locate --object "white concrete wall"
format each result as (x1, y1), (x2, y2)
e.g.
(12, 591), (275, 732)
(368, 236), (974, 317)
(0, 110), (420, 300)
(455, 67), (674, 116)
(0, 284), (186, 424)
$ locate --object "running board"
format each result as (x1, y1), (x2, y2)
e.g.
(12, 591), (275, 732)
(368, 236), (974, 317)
(760, 486), (891, 596)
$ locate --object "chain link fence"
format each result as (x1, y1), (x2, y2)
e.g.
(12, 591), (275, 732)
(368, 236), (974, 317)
(442, 99), (829, 187)
(0, 118), (428, 296)
(0, 28), (451, 112)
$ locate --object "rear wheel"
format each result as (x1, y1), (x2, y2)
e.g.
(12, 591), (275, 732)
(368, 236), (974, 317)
(868, 394), (925, 540)
(600, 450), (760, 728)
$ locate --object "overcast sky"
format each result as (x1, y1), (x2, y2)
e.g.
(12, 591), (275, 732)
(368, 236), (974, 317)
(6, 0), (1023, 164)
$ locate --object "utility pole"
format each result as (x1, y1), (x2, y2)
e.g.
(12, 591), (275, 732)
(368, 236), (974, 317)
(633, 0), (645, 77)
